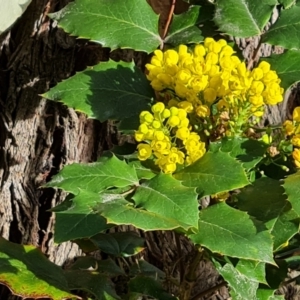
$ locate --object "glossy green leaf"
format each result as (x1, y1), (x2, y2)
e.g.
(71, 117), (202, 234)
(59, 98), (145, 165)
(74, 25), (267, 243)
(53, 190), (111, 243)
(214, 260), (259, 300)
(214, 0), (276, 38)
(129, 160), (156, 180)
(133, 174), (199, 228)
(263, 50), (300, 90)
(174, 151), (249, 196)
(0, 237), (77, 300)
(129, 260), (165, 279)
(129, 276), (176, 300)
(96, 198), (188, 231)
(47, 155), (138, 194)
(279, 0), (297, 9)
(69, 257), (125, 276)
(266, 260), (288, 288)
(256, 287), (283, 300)
(43, 60), (153, 122)
(283, 170), (300, 216)
(210, 138), (268, 171)
(236, 260), (267, 284)
(90, 232), (144, 257)
(164, 5), (213, 46)
(190, 203), (274, 263)
(49, 0), (161, 53)
(64, 269), (119, 300)
(237, 177), (299, 251)
(262, 3), (300, 50)
(0, 0), (32, 34)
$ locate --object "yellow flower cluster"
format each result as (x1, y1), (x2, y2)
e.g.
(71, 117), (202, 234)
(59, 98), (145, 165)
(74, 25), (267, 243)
(135, 102), (206, 174)
(146, 38), (284, 134)
(284, 107), (300, 167)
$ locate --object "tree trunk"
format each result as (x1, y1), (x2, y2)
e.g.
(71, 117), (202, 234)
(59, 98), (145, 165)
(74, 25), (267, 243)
(0, 0), (108, 298)
(0, 1), (298, 300)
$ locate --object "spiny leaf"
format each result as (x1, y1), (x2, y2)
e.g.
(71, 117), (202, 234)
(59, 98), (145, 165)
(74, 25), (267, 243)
(174, 151), (249, 196)
(236, 260), (267, 285)
(42, 60), (153, 122)
(164, 5), (214, 46)
(257, 288), (284, 300)
(190, 203), (274, 264)
(264, 50), (300, 90)
(237, 177), (299, 251)
(214, 0), (277, 38)
(48, 0), (162, 53)
(133, 173), (199, 228)
(52, 190), (111, 243)
(129, 260), (165, 279)
(90, 232), (145, 257)
(278, 0), (297, 9)
(64, 269), (120, 300)
(128, 276), (176, 300)
(214, 260), (259, 300)
(0, 237), (78, 300)
(283, 170), (300, 216)
(262, 3), (300, 50)
(47, 155), (138, 194)
(210, 138), (268, 171)
(95, 198), (190, 231)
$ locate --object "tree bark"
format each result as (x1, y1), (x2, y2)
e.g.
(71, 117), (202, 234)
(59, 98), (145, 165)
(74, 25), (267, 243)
(0, 0), (108, 298)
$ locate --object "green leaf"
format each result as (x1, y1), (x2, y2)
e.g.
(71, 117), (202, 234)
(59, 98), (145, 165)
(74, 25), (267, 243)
(96, 198), (188, 231)
(256, 287), (283, 300)
(47, 155), (138, 194)
(262, 3), (300, 50)
(64, 269), (119, 300)
(237, 177), (299, 251)
(129, 260), (165, 279)
(265, 260), (288, 288)
(69, 257), (125, 277)
(43, 60), (153, 122)
(164, 5), (212, 46)
(0, 237), (77, 300)
(129, 160), (156, 180)
(128, 276), (176, 300)
(53, 190), (111, 243)
(174, 151), (249, 196)
(0, 0), (32, 34)
(236, 260), (267, 284)
(133, 173), (199, 228)
(283, 170), (300, 216)
(263, 50), (300, 90)
(213, 0), (276, 38)
(210, 138), (268, 171)
(214, 260), (259, 300)
(190, 203), (274, 264)
(279, 0), (297, 9)
(90, 232), (144, 257)
(49, 0), (161, 53)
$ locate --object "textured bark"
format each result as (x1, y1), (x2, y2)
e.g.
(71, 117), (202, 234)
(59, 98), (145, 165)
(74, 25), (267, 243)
(0, 1), (299, 300)
(0, 1), (107, 298)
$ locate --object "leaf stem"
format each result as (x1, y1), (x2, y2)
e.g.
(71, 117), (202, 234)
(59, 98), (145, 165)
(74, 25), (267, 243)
(180, 248), (204, 300)
(162, 0), (176, 41)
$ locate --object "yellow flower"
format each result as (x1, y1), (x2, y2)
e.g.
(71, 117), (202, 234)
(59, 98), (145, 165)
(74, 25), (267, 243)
(292, 148), (300, 168)
(196, 105), (210, 118)
(293, 107), (300, 122)
(137, 144), (152, 160)
(292, 134), (300, 147)
(284, 120), (295, 136)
